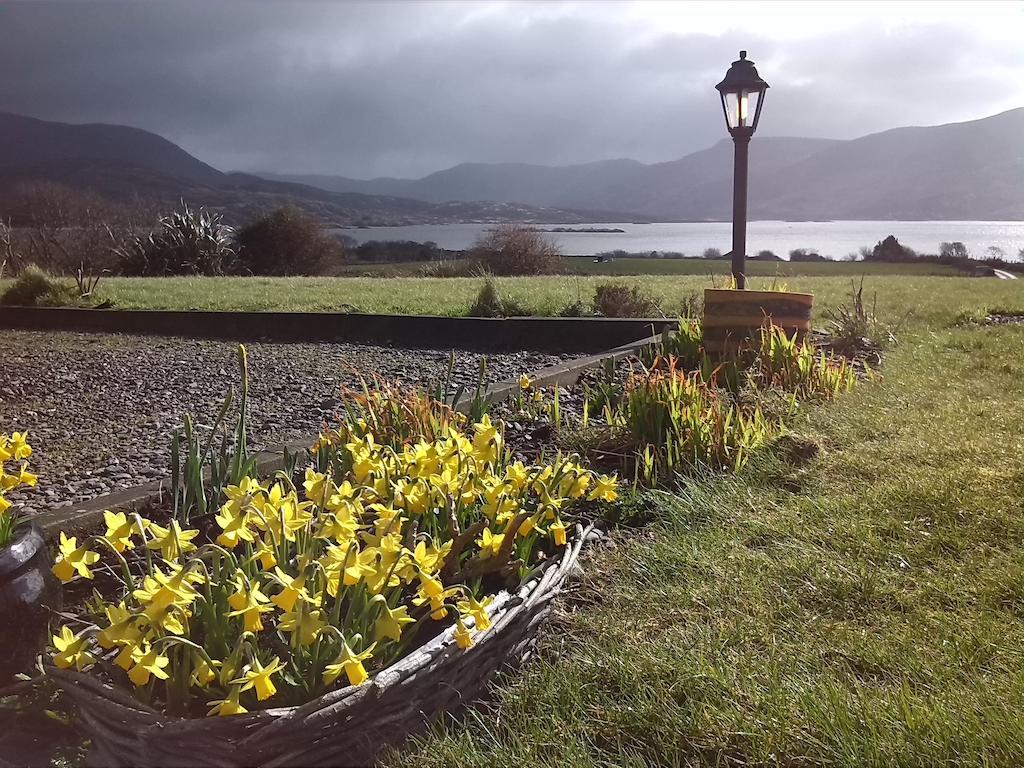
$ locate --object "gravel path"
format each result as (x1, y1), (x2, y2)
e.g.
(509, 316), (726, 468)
(0, 331), (564, 514)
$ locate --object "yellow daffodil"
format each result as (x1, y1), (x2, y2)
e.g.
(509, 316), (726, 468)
(227, 572), (273, 632)
(102, 510), (136, 553)
(52, 532), (100, 583)
(207, 685), (248, 717)
(145, 520), (199, 561)
(235, 656), (283, 701)
(373, 601), (415, 643)
(279, 604), (326, 647)
(454, 618), (474, 650)
(476, 528), (504, 558)
(588, 474), (620, 503)
(457, 594), (494, 632)
(550, 518), (568, 547)
(52, 626), (97, 671)
(127, 644), (170, 687)
(270, 568), (309, 613)
(192, 655), (220, 688)
(519, 374), (534, 391)
(323, 640), (376, 687)
(96, 602), (141, 650)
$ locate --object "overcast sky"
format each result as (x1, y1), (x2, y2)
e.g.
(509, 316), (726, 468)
(1, 0), (1022, 178)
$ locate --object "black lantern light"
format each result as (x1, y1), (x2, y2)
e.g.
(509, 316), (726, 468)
(715, 51), (769, 288)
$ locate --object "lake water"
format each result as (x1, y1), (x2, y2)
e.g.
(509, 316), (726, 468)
(334, 221), (1024, 260)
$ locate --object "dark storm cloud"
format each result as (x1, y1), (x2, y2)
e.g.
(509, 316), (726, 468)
(0, 1), (1020, 177)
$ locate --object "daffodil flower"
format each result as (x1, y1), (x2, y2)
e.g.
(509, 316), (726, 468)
(454, 618), (474, 650)
(52, 626), (97, 671)
(457, 594), (494, 632)
(373, 601), (415, 643)
(127, 644), (170, 687)
(52, 532), (100, 583)
(476, 528), (504, 558)
(550, 518), (568, 547)
(102, 510), (136, 552)
(269, 568), (309, 613)
(323, 640), (376, 687)
(279, 604), (326, 647)
(207, 685), (248, 717)
(587, 473), (620, 503)
(145, 520), (199, 560)
(234, 655), (283, 701)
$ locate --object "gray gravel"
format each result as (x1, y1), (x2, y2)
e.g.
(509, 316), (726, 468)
(0, 331), (564, 514)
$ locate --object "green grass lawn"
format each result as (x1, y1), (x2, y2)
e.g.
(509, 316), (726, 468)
(329, 258), (963, 279)
(563, 257), (962, 277)
(380, 283), (1024, 766)
(20, 273), (1020, 327)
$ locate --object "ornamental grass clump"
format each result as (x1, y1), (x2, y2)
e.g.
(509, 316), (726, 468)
(48, 410), (618, 718)
(746, 324), (856, 402)
(0, 431), (35, 547)
(593, 358), (776, 486)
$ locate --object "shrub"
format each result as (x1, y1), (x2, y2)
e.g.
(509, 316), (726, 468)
(939, 241), (970, 260)
(754, 249), (780, 261)
(0, 264), (101, 307)
(869, 235), (916, 262)
(471, 224), (561, 276)
(235, 207), (343, 276)
(558, 299), (592, 317)
(788, 248), (825, 262)
(116, 202), (238, 276)
(702, 247), (723, 260)
(593, 283), (661, 318)
(468, 277), (529, 317)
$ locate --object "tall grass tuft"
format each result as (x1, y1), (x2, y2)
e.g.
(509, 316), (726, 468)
(595, 357), (777, 485)
(171, 345), (257, 522)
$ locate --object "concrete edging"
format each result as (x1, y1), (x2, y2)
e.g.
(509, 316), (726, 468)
(0, 306), (677, 353)
(34, 333), (663, 540)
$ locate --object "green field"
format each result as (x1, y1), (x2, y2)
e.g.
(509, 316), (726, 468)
(381, 278), (1024, 766)
(19, 272), (1017, 326)
(331, 257), (962, 278)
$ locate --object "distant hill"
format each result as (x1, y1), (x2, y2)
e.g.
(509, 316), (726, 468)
(263, 109), (1024, 221)
(0, 111), (226, 186)
(0, 112), (624, 226)
(2, 107), (1021, 224)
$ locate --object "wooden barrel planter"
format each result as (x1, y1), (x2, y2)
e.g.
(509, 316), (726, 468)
(702, 288), (814, 355)
(48, 525), (598, 768)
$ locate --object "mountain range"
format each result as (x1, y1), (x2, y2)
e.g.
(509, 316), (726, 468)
(0, 112), (620, 226)
(262, 108), (1024, 221)
(0, 107), (1021, 224)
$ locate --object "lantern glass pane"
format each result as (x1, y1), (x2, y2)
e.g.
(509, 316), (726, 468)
(723, 89), (762, 131)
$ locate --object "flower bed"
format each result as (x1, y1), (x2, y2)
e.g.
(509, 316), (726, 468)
(49, 523), (595, 767)
(41, 368), (617, 764)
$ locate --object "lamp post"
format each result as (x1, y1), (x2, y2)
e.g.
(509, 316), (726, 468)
(716, 50), (769, 289)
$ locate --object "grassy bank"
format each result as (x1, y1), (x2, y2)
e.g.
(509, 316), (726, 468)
(11, 273), (1020, 324)
(385, 291), (1024, 765)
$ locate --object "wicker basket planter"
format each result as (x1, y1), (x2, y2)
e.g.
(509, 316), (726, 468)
(49, 524), (597, 768)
